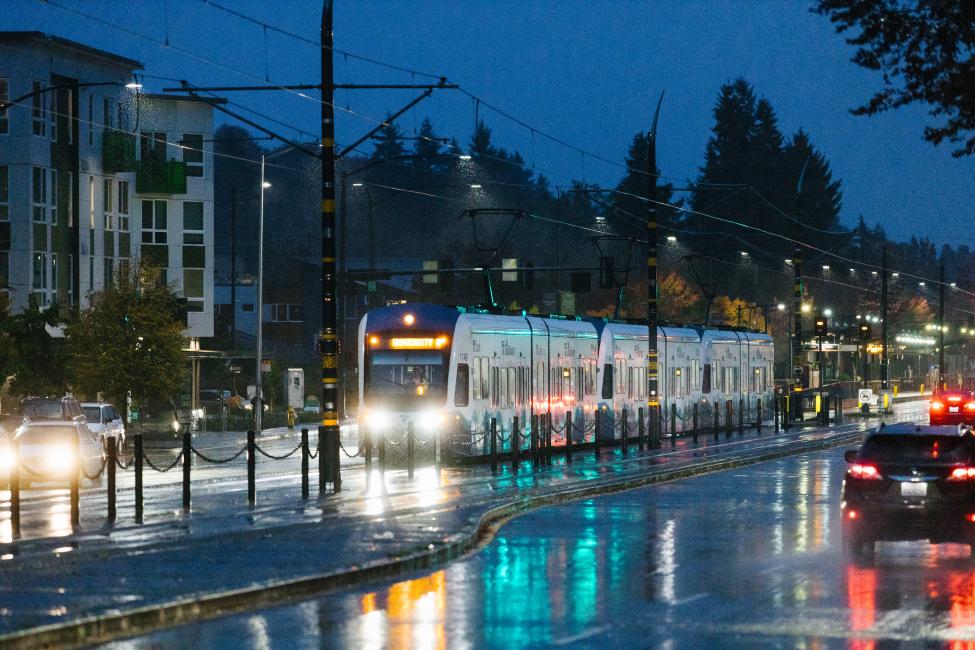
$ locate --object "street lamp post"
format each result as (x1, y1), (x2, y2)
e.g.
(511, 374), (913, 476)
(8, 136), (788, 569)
(255, 156), (270, 433)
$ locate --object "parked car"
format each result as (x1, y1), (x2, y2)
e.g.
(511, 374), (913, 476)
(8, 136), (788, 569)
(8, 420), (104, 488)
(842, 423), (975, 559)
(20, 396), (85, 423)
(82, 402), (126, 452)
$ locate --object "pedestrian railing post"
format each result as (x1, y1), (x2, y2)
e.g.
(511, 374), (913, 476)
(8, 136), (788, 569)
(565, 411), (573, 463)
(692, 402), (699, 443)
(10, 438), (20, 538)
(512, 416), (520, 471)
(182, 429), (191, 511)
(774, 395), (780, 433)
(621, 409), (629, 456)
(637, 406), (645, 451)
(530, 414), (539, 469)
(134, 433), (143, 523)
(490, 417), (498, 474)
(318, 425), (327, 496)
(71, 433), (80, 528)
(725, 400), (733, 438)
(594, 410), (602, 460)
(301, 427), (310, 499)
(407, 421), (415, 481)
(247, 429), (256, 506)
(107, 435), (117, 523)
(738, 398), (744, 436)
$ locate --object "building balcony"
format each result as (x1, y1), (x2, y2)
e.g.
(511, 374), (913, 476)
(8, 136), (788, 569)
(136, 160), (187, 195)
(102, 131), (137, 173)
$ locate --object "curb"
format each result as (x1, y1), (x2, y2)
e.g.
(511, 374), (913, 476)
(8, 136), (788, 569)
(0, 427), (867, 649)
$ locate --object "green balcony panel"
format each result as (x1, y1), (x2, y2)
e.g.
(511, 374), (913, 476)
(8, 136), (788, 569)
(102, 131), (136, 173)
(136, 161), (187, 195)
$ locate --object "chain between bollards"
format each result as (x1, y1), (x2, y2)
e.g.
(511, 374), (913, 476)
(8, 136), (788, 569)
(106, 435), (117, 523)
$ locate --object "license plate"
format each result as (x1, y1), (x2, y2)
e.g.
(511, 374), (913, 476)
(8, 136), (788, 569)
(950, 406), (960, 413)
(901, 481), (928, 497)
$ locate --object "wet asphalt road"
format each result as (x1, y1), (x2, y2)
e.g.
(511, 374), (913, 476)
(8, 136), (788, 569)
(102, 438), (975, 649)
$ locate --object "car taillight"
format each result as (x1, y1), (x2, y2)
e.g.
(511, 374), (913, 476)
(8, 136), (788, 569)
(948, 467), (975, 481)
(949, 395), (963, 403)
(849, 463), (881, 480)
(964, 402), (975, 411)
(931, 401), (945, 411)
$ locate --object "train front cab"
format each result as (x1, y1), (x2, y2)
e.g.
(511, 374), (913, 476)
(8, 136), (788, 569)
(358, 304), (461, 454)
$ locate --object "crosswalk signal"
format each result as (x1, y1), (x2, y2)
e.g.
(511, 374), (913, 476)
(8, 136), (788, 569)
(814, 315), (828, 338)
(858, 322), (872, 341)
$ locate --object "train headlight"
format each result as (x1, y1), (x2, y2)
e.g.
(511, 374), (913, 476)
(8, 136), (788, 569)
(0, 446), (13, 472)
(417, 410), (445, 433)
(365, 409), (392, 430)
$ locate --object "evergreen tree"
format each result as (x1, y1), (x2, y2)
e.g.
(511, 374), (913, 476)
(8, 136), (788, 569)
(610, 131), (678, 238)
(371, 119), (406, 161)
(413, 118), (443, 171)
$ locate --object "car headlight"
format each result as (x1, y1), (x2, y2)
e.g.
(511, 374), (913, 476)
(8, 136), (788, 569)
(417, 410), (445, 434)
(364, 409), (391, 430)
(45, 444), (75, 474)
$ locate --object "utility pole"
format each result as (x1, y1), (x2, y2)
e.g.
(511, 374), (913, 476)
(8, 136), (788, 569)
(256, 157), (267, 433)
(939, 262), (946, 391)
(230, 188), (237, 351)
(646, 92), (664, 427)
(881, 245), (889, 390)
(320, 2), (340, 450)
(792, 156), (810, 419)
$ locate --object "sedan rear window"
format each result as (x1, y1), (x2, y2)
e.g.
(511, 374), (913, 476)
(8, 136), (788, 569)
(861, 435), (971, 463)
(17, 426), (77, 444)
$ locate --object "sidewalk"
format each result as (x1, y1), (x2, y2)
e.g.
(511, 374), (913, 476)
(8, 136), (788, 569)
(0, 400), (926, 647)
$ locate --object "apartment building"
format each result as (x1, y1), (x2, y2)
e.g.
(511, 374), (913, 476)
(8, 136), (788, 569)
(0, 31), (215, 340)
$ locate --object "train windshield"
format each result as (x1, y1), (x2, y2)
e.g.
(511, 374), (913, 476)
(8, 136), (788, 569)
(365, 350), (447, 407)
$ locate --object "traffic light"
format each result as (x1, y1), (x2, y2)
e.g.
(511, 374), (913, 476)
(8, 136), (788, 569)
(814, 314), (828, 337)
(858, 322), (872, 341)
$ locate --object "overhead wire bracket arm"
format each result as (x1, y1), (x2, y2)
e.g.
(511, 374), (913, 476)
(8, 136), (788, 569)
(337, 89), (434, 159)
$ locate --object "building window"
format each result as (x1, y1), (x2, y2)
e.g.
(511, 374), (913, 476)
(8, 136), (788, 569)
(66, 88), (73, 144)
(184, 269), (204, 312)
(103, 97), (112, 129)
(32, 167), (47, 223)
(0, 165), (7, 221)
(241, 303), (254, 312)
(103, 178), (114, 230)
(0, 78), (8, 134)
(182, 133), (204, 177)
(88, 176), (95, 228)
(140, 131), (167, 162)
(117, 180), (129, 231)
(141, 200), (167, 243)
(32, 252), (47, 294)
(0, 252), (8, 291)
(51, 253), (58, 294)
(50, 169), (58, 225)
(88, 95), (93, 146)
(67, 172), (73, 227)
(50, 88), (57, 142)
(32, 82), (45, 137)
(182, 201), (203, 244)
(269, 304), (303, 322)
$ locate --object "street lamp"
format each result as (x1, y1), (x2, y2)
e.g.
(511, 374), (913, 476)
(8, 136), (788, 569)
(255, 155), (269, 433)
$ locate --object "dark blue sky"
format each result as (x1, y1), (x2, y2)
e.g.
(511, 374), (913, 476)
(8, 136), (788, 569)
(6, 0), (972, 247)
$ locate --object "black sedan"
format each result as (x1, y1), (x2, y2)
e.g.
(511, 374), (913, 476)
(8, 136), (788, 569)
(842, 423), (975, 558)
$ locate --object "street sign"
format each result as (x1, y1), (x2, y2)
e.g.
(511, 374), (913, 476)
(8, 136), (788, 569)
(229, 365), (242, 374)
(858, 389), (877, 406)
(261, 359), (272, 373)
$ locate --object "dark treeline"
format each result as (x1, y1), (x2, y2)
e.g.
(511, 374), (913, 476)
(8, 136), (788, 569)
(213, 77), (975, 372)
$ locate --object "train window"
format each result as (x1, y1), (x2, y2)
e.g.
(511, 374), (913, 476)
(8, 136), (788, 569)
(508, 368), (516, 408)
(702, 364), (711, 394)
(584, 361), (594, 396)
(472, 358), (481, 400)
(490, 366), (499, 407)
(691, 360), (700, 391)
(481, 358), (490, 401)
(576, 367), (583, 402)
(602, 364), (613, 399)
(535, 362), (545, 402)
(455, 364), (470, 407)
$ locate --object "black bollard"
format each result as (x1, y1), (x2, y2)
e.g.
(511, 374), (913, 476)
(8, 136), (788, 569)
(738, 398), (744, 436)
(547, 413), (554, 465)
(565, 411), (573, 463)
(670, 403), (677, 447)
(594, 411), (602, 460)
(638, 406), (645, 451)
(318, 425), (327, 496)
(331, 426), (342, 493)
(774, 395), (780, 433)
(107, 435), (117, 523)
(10, 438), (19, 538)
(835, 393), (843, 425)
(247, 429), (256, 505)
(301, 428), (309, 499)
(70, 433), (81, 528)
(621, 409), (629, 456)
(755, 399), (763, 431)
(134, 433), (143, 523)
(512, 416), (520, 471)
(182, 429), (191, 511)
(713, 401), (720, 440)
(490, 418), (498, 474)
(407, 421), (415, 481)
(692, 402), (699, 443)
(531, 414), (539, 469)
(726, 400), (733, 438)
(363, 424), (372, 472)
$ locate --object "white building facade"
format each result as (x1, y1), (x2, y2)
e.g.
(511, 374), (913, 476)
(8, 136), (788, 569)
(0, 32), (215, 340)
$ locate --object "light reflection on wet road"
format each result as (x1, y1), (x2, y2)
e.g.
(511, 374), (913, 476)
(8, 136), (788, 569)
(103, 441), (975, 649)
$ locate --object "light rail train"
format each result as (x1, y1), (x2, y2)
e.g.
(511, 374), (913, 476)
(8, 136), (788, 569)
(357, 303), (774, 455)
